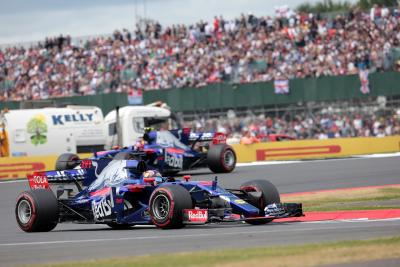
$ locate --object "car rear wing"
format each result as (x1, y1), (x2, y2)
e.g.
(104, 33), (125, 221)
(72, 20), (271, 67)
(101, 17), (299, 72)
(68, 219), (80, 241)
(27, 169), (86, 190)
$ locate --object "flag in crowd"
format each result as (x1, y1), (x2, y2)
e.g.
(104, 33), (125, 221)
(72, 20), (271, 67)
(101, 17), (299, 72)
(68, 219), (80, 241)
(127, 89), (143, 105)
(274, 79), (290, 94)
(359, 69), (370, 94)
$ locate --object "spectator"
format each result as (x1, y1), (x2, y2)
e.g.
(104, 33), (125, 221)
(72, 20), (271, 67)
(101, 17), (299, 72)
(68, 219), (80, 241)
(240, 130), (260, 145)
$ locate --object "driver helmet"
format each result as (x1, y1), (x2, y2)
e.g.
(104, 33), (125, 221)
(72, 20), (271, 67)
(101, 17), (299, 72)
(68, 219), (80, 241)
(143, 170), (163, 184)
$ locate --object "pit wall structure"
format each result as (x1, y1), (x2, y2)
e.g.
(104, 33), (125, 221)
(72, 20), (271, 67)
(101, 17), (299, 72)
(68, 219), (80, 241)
(1, 136), (399, 180)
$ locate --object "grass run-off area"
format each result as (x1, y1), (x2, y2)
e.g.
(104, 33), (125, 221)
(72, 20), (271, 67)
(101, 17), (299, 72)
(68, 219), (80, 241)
(281, 185), (400, 212)
(24, 236), (400, 267)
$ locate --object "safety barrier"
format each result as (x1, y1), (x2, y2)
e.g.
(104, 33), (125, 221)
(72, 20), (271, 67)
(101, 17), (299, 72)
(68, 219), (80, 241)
(231, 136), (400, 162)
(0, 153), (91, 180)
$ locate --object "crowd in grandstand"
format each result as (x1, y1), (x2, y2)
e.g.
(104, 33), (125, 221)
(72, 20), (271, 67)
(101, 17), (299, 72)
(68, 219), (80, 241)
(1, 5), (400, 101)
(184, 109), (400, 143)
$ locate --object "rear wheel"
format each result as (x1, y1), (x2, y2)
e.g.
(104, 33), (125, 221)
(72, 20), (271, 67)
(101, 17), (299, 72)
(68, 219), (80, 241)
(15, 189), (59, 232)
(207, 144), (236, 173)
(55, 153), (80, 171)
(149, 185), (192, 229)
(240, 180), (280, 225)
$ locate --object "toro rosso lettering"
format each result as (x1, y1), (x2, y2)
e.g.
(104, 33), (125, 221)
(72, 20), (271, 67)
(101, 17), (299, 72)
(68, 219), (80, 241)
(52, 113), (94, 125)
(165, 152), (183, 168)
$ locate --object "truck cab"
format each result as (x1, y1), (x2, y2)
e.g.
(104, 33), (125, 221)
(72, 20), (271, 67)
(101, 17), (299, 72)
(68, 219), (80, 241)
(104, 106), (177, 149)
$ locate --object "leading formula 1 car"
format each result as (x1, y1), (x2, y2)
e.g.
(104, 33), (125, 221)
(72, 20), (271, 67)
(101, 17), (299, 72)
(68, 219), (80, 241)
(55, 129), (236, 175)
(15, 157), (303, 232)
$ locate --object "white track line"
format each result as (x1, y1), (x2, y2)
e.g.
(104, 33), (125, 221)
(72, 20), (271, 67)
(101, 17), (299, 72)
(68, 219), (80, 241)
(356, 152), (400, 158)
(1, 220), (399, 247)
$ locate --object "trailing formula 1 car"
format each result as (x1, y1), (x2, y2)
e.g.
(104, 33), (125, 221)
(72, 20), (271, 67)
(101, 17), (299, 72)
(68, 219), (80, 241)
(55, 129), (236, 175)
(15, 157), (303, 232)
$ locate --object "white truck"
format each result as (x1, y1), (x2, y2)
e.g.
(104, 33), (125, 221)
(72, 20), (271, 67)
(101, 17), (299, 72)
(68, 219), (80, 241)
(0, 106), (105, 157)
(104, 105), (176, 149)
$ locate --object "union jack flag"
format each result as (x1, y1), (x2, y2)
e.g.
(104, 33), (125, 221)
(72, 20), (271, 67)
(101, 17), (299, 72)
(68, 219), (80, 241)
(359, 69), (370, 94)
(274, 79), (290, 94)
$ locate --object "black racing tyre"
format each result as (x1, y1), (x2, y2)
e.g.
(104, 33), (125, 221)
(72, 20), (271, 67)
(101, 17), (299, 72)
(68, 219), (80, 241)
(55, 153), (80, 171)
(207, 144), (236, 173)
(240, 180), (280, 225)
(149, 185), (192, 229)
(15, 189), (59, 232)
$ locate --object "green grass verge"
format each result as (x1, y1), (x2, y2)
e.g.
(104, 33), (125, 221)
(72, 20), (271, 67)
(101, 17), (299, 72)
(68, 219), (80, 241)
(22, 236), (400, 267)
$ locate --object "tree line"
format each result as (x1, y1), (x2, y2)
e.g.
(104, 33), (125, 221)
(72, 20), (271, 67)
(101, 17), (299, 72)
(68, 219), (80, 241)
(296, 0), (398, 14)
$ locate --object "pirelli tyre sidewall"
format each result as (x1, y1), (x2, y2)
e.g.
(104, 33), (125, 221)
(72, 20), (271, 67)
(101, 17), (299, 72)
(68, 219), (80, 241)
(207, 144), (236, 173)
(149, 185), (192, 229)
(15, 189), (59, 232)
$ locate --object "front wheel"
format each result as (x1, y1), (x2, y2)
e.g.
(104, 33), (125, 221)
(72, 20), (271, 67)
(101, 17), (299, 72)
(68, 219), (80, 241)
(149, 185), (192, 229)
(240, 180), (280, 225)
(15, 189), (59, 232)
(207, 144), (236, 173)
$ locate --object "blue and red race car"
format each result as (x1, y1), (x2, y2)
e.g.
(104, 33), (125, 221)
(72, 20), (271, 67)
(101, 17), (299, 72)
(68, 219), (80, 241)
(55, 129), (236, 175)
(15, 157), (303, 232)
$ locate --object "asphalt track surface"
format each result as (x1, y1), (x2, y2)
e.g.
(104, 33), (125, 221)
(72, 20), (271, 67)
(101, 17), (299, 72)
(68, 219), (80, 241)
(0, 156), (399, 266)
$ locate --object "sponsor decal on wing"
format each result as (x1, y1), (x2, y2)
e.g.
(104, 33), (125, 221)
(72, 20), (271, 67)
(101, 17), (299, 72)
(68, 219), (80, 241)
(184, 209), (208, 223)
(27, 173), (49, 189)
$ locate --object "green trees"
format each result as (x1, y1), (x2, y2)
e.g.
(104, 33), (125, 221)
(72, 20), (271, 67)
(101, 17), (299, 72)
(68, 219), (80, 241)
(296, 0), (352, 13)
(296, 0), (398, 13)
(358, 0), (398, 9)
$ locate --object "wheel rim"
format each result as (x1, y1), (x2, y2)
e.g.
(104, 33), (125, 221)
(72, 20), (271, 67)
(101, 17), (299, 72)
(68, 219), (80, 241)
(223, 150), (235, 168)
(17, 199), (32, 224)
(152, 194), (170, 220)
